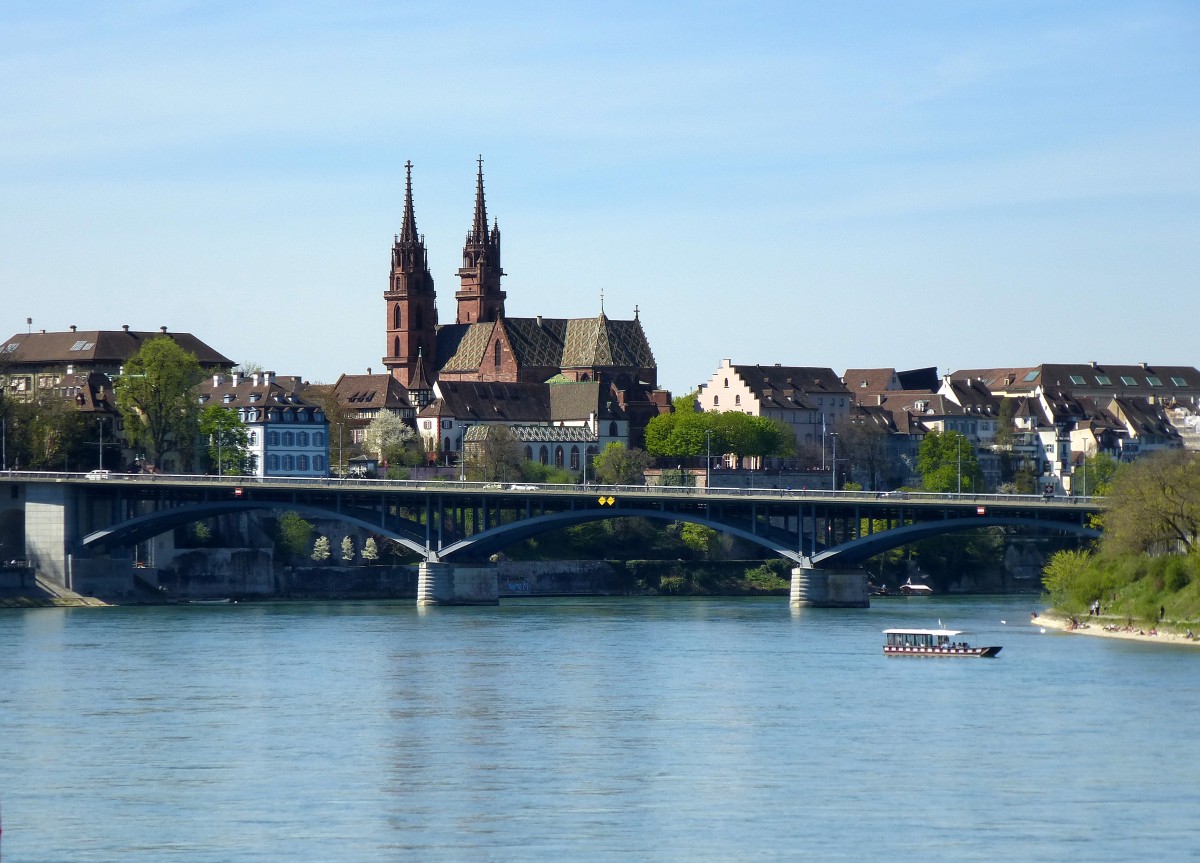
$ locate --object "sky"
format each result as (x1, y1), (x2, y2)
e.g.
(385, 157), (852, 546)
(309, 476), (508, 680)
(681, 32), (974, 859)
(3, 1), (1198, 397)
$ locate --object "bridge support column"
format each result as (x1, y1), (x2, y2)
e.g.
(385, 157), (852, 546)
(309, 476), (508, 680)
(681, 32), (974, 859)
(790, 566), (870, 608)
(25, 483), (73, 589)
(417, 561), (499, 606)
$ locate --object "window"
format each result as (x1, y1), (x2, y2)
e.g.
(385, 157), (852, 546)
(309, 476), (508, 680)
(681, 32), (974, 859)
(1023, 370), (1040, 382)
(1069, 375), (1086, 385)
(555, 446), (564, 468)
(608, 421), (618, 438)
(314, 456), (324, 470)
(297, 432), (309, 447)
(314, 432), (324, 446)
(393, 336), (400, 357)
(283, 455), (294, 470)
(269, 455), (279, 471)
(494, 340), (502, 368)
(298, 455), (309, 471)
(1096, 375), (1112, 386)
(444, 437), (450, 451)
(1147, 376), (1163, 387)
(713, 395), (719, 406)
(539, 446), (549, 465)
(283, 431), (294, 447)
(1171, 376), (1188, 386)
(249, 432), (257, 445)
(1120, 376), (1137, 386)
(268, 432), (279, 446)
(525, 446), (533, 460)
(723, 378), (728, 388)
(735, 394), (741, 406)
(393, 305), (401, 329)
(442, 419), (452, 429)
(570, 446), (580, 469)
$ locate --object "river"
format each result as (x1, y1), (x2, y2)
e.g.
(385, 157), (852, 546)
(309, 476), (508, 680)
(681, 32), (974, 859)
(1, 595), (1197, 862)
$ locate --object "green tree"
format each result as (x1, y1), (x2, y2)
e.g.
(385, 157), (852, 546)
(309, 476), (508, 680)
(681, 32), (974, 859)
(362, 537), (379, 562)
(1076, 451), (1118, 497)
(198, 405), (250, 475)
(592, 442), (652, 485)
(303, 384), (353, 475)
(276, 511), (313, 559)
(312, 535), (331, 562)
(114, 336), (206, 470)
(917, 429), (983, 493)
(10, 397), (92, 470)
(672, 389), (700, 414)
(1104, 449), (1200, 556)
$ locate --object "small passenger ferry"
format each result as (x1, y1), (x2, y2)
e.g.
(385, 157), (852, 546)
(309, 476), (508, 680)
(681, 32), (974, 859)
(883, 628), (1002, 658)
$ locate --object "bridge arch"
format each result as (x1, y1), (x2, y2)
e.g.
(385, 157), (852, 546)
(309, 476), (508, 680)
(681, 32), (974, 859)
(81, 501), (431, 559)
(812, 516), (1101, 566)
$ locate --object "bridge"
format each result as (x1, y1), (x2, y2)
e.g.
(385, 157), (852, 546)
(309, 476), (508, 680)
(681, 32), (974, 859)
(1, 471), (1101, 607)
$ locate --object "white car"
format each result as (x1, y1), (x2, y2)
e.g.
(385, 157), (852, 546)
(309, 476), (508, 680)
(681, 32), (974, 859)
(509, 484), (538, 491)
(86, 469), (111, 480)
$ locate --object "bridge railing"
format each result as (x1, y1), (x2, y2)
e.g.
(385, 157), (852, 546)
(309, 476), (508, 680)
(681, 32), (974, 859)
(1, 469), (1101, 507)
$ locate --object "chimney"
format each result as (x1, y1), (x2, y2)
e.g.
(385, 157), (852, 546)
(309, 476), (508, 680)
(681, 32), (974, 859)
(231, 372), (240, 387)
(536, 316), (543, 327)
(70, 324), (77, 332)
(212, 374), (220, 387)
(367, 367), (372, 375)
(122, 324), (130, 332)
(251, 373), (260, 387)
(160, 326), (168, 333)
(264, 370), (275, 384)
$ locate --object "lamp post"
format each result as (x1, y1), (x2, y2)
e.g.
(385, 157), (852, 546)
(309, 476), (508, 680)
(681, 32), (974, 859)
(97, 416), (107, 470)
(704, 429), (712, 491)
(830, 431), (839, 491)
(956, 434), (962, 494)
(459, 424), (471, 482)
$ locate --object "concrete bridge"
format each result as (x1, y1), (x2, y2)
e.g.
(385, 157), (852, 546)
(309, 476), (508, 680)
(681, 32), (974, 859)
(1, 471), (1101, 608)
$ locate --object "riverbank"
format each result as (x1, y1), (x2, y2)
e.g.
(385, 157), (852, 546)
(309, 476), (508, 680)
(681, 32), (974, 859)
(1033, 610), (1200, 646)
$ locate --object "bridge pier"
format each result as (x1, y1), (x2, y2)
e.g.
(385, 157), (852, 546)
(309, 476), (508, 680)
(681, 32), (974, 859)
(417, 561), (500, 606)
(790, 565), (870, 608)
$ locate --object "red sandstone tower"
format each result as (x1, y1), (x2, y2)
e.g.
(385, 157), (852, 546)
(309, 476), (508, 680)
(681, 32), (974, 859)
(454, 157), (506, 325)
(383, 161), (438, 386)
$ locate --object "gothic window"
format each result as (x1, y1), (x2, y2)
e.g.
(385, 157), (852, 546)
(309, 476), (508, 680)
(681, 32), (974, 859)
(539, 445), (549, 465)
(713, 395), (719, 406)
(570, 446), (580, 470)
(394, 336), (400, 357)
(724, 378), (728, 388)
(494, 340), (502, 368)
(393, 305), (401, 330)
(444, 437), (450, 452)
(525, 446), (533, 460)
(555, 446), (564, 468)
(608, 421), (618, 438)
(735, 395), (741, 406)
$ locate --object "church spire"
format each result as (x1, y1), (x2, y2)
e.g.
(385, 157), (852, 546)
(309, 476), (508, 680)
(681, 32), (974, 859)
(399, 160), (418, 243)
(384, 160), (437, 388)
(456, 156), (505, 324)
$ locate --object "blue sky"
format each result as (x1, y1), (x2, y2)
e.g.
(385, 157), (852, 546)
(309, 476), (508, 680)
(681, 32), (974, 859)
(3, 1), (1198, 395)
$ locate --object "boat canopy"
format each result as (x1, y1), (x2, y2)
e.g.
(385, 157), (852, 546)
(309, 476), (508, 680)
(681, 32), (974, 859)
(883, 628), (964, 637)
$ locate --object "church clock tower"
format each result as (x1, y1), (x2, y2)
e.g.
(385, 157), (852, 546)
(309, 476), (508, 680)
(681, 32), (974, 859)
(455, 157), (506, 324)
(384, 161), (438, 387)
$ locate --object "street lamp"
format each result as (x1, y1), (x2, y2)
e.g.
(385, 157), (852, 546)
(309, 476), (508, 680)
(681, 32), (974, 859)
(704, 429), (712, 491)
(459, 424), (471, 482)
(956, 434), (962, 494)
(97, 416), (107, 470)
(829, 431), (839, 491)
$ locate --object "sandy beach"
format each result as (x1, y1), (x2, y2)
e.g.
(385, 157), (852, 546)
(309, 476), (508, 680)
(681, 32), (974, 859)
(1032, 611), (1200, 647)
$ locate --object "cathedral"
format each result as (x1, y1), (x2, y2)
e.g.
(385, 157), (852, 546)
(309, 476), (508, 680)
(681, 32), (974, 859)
(382, 160), (669, 442)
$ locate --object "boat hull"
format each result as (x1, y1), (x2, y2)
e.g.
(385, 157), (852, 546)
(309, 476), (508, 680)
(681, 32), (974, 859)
(883, 645), (1002, 658)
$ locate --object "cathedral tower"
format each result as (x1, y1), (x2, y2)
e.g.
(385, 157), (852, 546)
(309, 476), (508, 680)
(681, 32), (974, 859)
(384, 161), (438, 387)
(455, 157), (506, 324)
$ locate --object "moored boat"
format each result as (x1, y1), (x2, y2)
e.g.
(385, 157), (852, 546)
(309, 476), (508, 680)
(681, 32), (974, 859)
(883, 628), (1001, 658)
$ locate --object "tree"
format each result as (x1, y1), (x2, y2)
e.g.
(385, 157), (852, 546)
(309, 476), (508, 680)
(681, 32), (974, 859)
(917, 430), (983, 492)
(1103, 449), (1200, 556)
(114, 336), (206, 470)
(8, 396), (91, 470)
(303, 385), (353, 475)
(311, 535), (331, 562)
(840, 416), (891, 491)
(672, 389), (700, 414)
(198, 405), (250, 475)
(341, 536), (355, 561)
(276, 511), (313, 559)
(592, 442), (652, 485)
(362, 537), (379, 562)
(1076, 451), (1118, 497)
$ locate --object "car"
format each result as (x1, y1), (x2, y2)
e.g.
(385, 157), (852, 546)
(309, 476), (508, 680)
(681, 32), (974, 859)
(86, 469), (111, 480)
(509, 484), (538, 491)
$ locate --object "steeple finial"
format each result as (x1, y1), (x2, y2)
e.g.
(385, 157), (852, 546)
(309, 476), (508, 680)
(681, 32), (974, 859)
(600, 288), (605, 315)
(400, 160), (418, 242)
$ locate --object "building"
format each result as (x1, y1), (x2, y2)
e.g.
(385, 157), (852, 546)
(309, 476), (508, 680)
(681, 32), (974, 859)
(197, 371), (330, 478)
(379, 160), (669, 463)
(697, 359), (852, 466)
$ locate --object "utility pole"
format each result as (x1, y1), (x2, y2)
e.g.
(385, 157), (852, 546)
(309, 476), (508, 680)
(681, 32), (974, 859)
(705, 429), (712, 491)
(957, 434), (962, 494)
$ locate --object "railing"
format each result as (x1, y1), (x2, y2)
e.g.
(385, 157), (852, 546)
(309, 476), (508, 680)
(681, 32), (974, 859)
(0, 469), (1102, 507)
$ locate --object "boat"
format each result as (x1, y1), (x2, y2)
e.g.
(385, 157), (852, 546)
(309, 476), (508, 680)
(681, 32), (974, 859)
(883, 628), (1002, 658)
(899, 579), (933, 596)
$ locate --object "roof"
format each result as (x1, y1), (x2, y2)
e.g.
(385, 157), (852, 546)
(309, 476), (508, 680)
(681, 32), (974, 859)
(196, 372), (324, 416)
(730, 364), (848, 409)
(843, 368), (901, 395)
(466, 423), (598, 444)
(0, 328), (233, 369)
(424, 380), (552, 423)
(331, 374), (412, 410)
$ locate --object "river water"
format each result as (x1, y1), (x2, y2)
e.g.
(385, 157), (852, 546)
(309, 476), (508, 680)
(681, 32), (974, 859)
(1, 595), (1197, 862)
